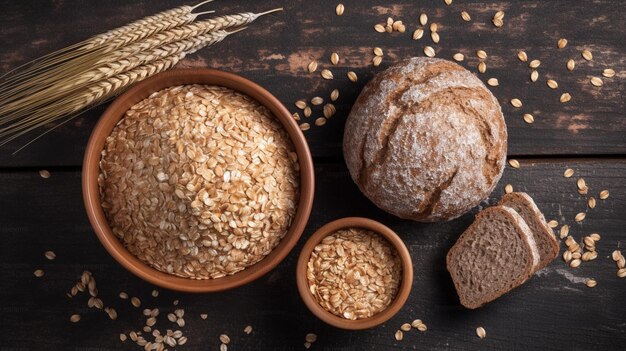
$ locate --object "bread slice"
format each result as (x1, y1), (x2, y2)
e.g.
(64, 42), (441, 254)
(498, 192), (559, 271)
(446, 206), (540, 309)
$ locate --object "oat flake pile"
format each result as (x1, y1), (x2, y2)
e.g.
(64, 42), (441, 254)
(98, 85), (300, 279)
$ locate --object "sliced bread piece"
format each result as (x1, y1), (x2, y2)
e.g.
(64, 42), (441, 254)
(446, 206), (539, 309)
(498, 192), (559, 271)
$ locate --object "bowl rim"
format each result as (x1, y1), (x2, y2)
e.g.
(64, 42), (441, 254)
(82, 68), (315, 293)
(296, 217), (413, 330)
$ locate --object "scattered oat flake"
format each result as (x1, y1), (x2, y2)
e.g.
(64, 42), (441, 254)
(445, 0), (453, 5)
(335, 3), (344, 16)
(487, 78), (499, 86)
(373, 47), (383, 56)
(394, 330), (404, 341)
(453, 53), (464, 62)
(412, 28), (424, 40)
(567, 59), (576, 71)
(34, 269), (44, 277)
(602, 68), (615, 78)
(411, 319), (423, 328)
(374, 24), (385, 33)
(564, 168), (574, 178)
(510, 99), (522, 108)
(477, 61), (486, 74)
(330, 52), (339, 65)
(39, 170), (50, 178)
(586, 279), (597, 288)
(70, 314), (81, 323)
(476, 327), (486, 339)
(44, 250), (56, 260)
(575, 212), (586, 222)
(119, 292), (128, 299)
(424, 46), (436, 57)
(508, 159), (520, 168)
(559, 225), (569, 239)
(430, 23), (438, 32)
(560, 93), (572, 103)
(461, 11), (471, 21)
(120, 333), (127, 342)
(220, 334), (231, 344)
(431, 31), (440, 43)
(244, 325), (253, 334)
(305, 333), (317, 343)
(295, 100), (307, 109)
(547, 79), (558, 89)
(547, 220), (558, 228)
(523, 113), (534, 124)
(420, 13), (428, 26)
(476, 50), (487, 59)
(530, 70), (539, 82)
(307, 61), (317, 73)
(590, 77), (603, 87)
(529, 59), (541, 69)
(131, 297), (141, 308)
(505, 184), (513, 194)
(304, 106), (312, 118)
(582, 49), (593, 61)
(599, 190), (609, 200)
(321, 69), (333, 80)
(347, 71), (358, 82)
(570, 259), (582, 268)
(557, 38), (568, 49)
(330, 89), (339, 102)
(151, 289), (159, 297)
(618, 268), (626, 278)
(373, 55), (383, 67)
(401, 323), (412, 332)
(315, 117), (327, 126)
(517, 51), (528, 62)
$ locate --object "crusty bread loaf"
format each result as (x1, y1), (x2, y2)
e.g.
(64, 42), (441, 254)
(446, 206), (539, 309)
(498, 192), (559, 271)
(343, 57), (507, 222)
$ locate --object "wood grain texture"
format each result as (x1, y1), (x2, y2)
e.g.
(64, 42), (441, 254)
(1, 160), (625, 350)
(0, 0), (625, 166)
(0, 1), (625, 350)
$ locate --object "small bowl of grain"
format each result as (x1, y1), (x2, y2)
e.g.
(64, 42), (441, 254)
(296, 217), (413, 330)
(83, 69), (314, 292)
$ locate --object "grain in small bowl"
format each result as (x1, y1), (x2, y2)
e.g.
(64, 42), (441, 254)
(296, 218), (412, 329)
(83, 69), (314, 292)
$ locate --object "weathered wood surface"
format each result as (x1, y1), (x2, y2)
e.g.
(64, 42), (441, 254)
(0, 0), (625, 166)
(0, 1), (625, 350)
(1, 160), (625, 350)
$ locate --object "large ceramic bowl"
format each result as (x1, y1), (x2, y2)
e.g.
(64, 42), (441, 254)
(83, 69), (315, 292)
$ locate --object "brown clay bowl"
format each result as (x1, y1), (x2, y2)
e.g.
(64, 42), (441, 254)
(83, 69), (315, 293)
(296, 217), (413, 330)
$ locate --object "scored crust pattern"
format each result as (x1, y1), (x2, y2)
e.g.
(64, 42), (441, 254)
(343, 58), (507, 222)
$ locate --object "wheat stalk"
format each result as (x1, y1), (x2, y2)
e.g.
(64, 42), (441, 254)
(0, 30), (235, 124)
(0, 1), (214, 90)
(0, 8), (281, 109)
(0, 28), (245, 147)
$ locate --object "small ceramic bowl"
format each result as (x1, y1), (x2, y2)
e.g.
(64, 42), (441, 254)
(83, 69), (315, 293)
(296, 217), (413, 330)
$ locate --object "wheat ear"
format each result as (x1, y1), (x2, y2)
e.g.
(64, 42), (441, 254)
(0, 30), (235, 124)
(98, 9), (283, 65)
(0, 1), (214, 89)
(0, 8), (280, 107)
(0, 28), (245, 146)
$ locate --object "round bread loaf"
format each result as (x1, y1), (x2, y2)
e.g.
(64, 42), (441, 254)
(343, 57), (507, 222)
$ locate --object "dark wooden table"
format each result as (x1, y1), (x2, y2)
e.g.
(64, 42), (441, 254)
(1, 1), (625, 350)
